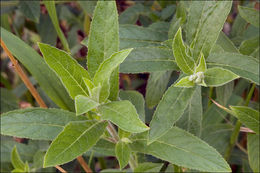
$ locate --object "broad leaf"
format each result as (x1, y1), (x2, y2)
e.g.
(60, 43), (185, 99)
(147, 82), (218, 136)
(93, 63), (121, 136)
(120, 47), (178, 73)
(207, 52), (259, 84)
(187, 1), (232, 59)
(134, 162), (163, 173)
(172, 28), (195, 75)
(11, 146), (25, 170)
(216, 32), (239, 53)
(247, 134), (260, 172)
(131, 127), (231, 172)
(98, 100), (149, 133)
(238, 6), (259, 28)
(115, 141), (131, 170)
(44, 121), (107, 167)
(146, 71), (172, 108)
(43, 1), (70, 52)
(149, 85), (196, 143)
(230, 106), (259, 134)
(1, 28), (74, 110)
(38, 43), (90, 99)
(174, 76), (195, 88)
(204, 67), (239, 87)
(1, 108), (86, 140)
(18, 1), (40, 23)
(75, 95), (100, 116)
(239, 36), (259, 57)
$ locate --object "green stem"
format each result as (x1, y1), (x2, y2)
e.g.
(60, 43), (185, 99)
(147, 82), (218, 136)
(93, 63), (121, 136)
(224, 83), (256, 161)
(208, 87), (214, 107)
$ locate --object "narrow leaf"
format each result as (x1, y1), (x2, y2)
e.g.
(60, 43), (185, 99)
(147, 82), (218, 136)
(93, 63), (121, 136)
(1, 108), (86, 140)
(11, 146), (25, 170)
(44, 121), (107, 167)
(115, 141), (131, 170)
(204, 67), (239, 87)
(238, 6), (259, 28)
(172, 28), (195, 75)
(247, 134), (260, 172)
(149, 85), (196, 143)
(230, 106), (259, 134)
(38, 43), (90, 99)
(75, 95), (100, 116)
(195, 53), (206, 73)
(99, 100), (149, 133)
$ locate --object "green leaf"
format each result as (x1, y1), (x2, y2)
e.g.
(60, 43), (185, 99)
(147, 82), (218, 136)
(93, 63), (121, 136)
(239, 36), (260, 57)
(98, 100), (149, 133)
(187, 1), (232, 59)
(134, 162), (163, 173)
(119, 3), (147, 24)
(238, 6), (259, 28)
(216, 82), (234, 106)
(115, 141), (131, 170)
(195, 53), (207, 73)
(1, 108), (86, 140)
(120, 47), (178, 73)
(230, 106), (259, 134)
(92, 139), (116, 156)
(204, 67), (239, 87)
(149, 85), (196, 143)
(216, 32), (239, 53)
(131, 127), (231, 172)
(1, 28), (74, 111)
(78, 1), (97, 16)
(176, 86), (202, 137)
(75, 95), (100, 116)
(38, 43), (90, 99)
(44, 120), (107, 167)
(0, 88), (18, 113)
(247, 134), (260, 172)
(119, 90), (145, 122)
(43, 1), (70, 52)
(207, 52), (259, 84)
(174, 76), (195, 88)
(172, 28), (195, 75)
(18, 1), (40, 23)
(11, 146), (25, 170)
(145, 71), (172, 108)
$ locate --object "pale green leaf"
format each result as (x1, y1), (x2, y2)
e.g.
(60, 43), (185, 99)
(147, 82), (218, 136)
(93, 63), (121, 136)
(172, 28), (195, 75)
(101, 169), (126, 173)
(44, 121), (107, 167)
(216, 32), (239, 53)
(1, 28), (74, 111)
(120, 47), (178, 73)
(43, 1), (70, 52)
(204, 67), (239, 87)
(1, 108), (86, 140)
(115, 141), (131, 170)
(238, 6), (259, 28)
(239, 36), (259, 57)
(119, 90), (145, 122)
(230, 106), (259, 134)
(77, 1), (96, 16)
(195, 53), (207, 73)
(174, 76), (195, 88)
(134, 162), (163, 173)
(75, 95), (100, 116)
(11, 146), (25, 170)
(187, 1), (232, 59)
(38, 43), (90, 99)
(247, 134), (260, 172)
(83, 78), (94, 92)
(98, 100), (149, 133)
(145, 71), (172, 108)
(131, 127), (231, 172)
(149, 85), (196, 143)
(207, 52), (259, 84)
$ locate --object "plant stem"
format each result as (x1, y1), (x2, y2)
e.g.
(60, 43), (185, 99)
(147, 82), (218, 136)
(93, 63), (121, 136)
(224, 83), (256, 161)
(55, 165), (67, 173)
(77, 156), (92, 173)
(208, 87), (214, 107)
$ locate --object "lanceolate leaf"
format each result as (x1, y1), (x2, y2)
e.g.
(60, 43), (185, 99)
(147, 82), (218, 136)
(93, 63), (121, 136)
(115, 141), (131, 170)
(1, 28), (74, 111)
(38, 43), (90, 99)
(131, 127), (231, 172)
(44, 121), (107, 167)
(98, 100), (149, 133)
(0, 108), (86, 140)
(11, 146), (25, 170)
(207, 52), (259, 84)
(204, 67), (239, 87)
(195, 53), (207, 73)
(75, 95), (100, 116)
(172, 28), (195, 75)
(247, 134), (260, 172)
(238, 6), (259, 28)
(149, 85), (196, 143)
(187, 1), (232, 59)
(174, 76), (195, 88)
(230, 106), (259, 134)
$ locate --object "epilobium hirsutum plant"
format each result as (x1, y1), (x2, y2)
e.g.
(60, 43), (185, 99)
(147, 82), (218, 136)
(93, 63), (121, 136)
(0, 0), (259, 172)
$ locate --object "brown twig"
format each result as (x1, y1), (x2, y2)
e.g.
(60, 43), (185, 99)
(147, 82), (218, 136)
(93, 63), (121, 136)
(1, 38), (94, 173)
